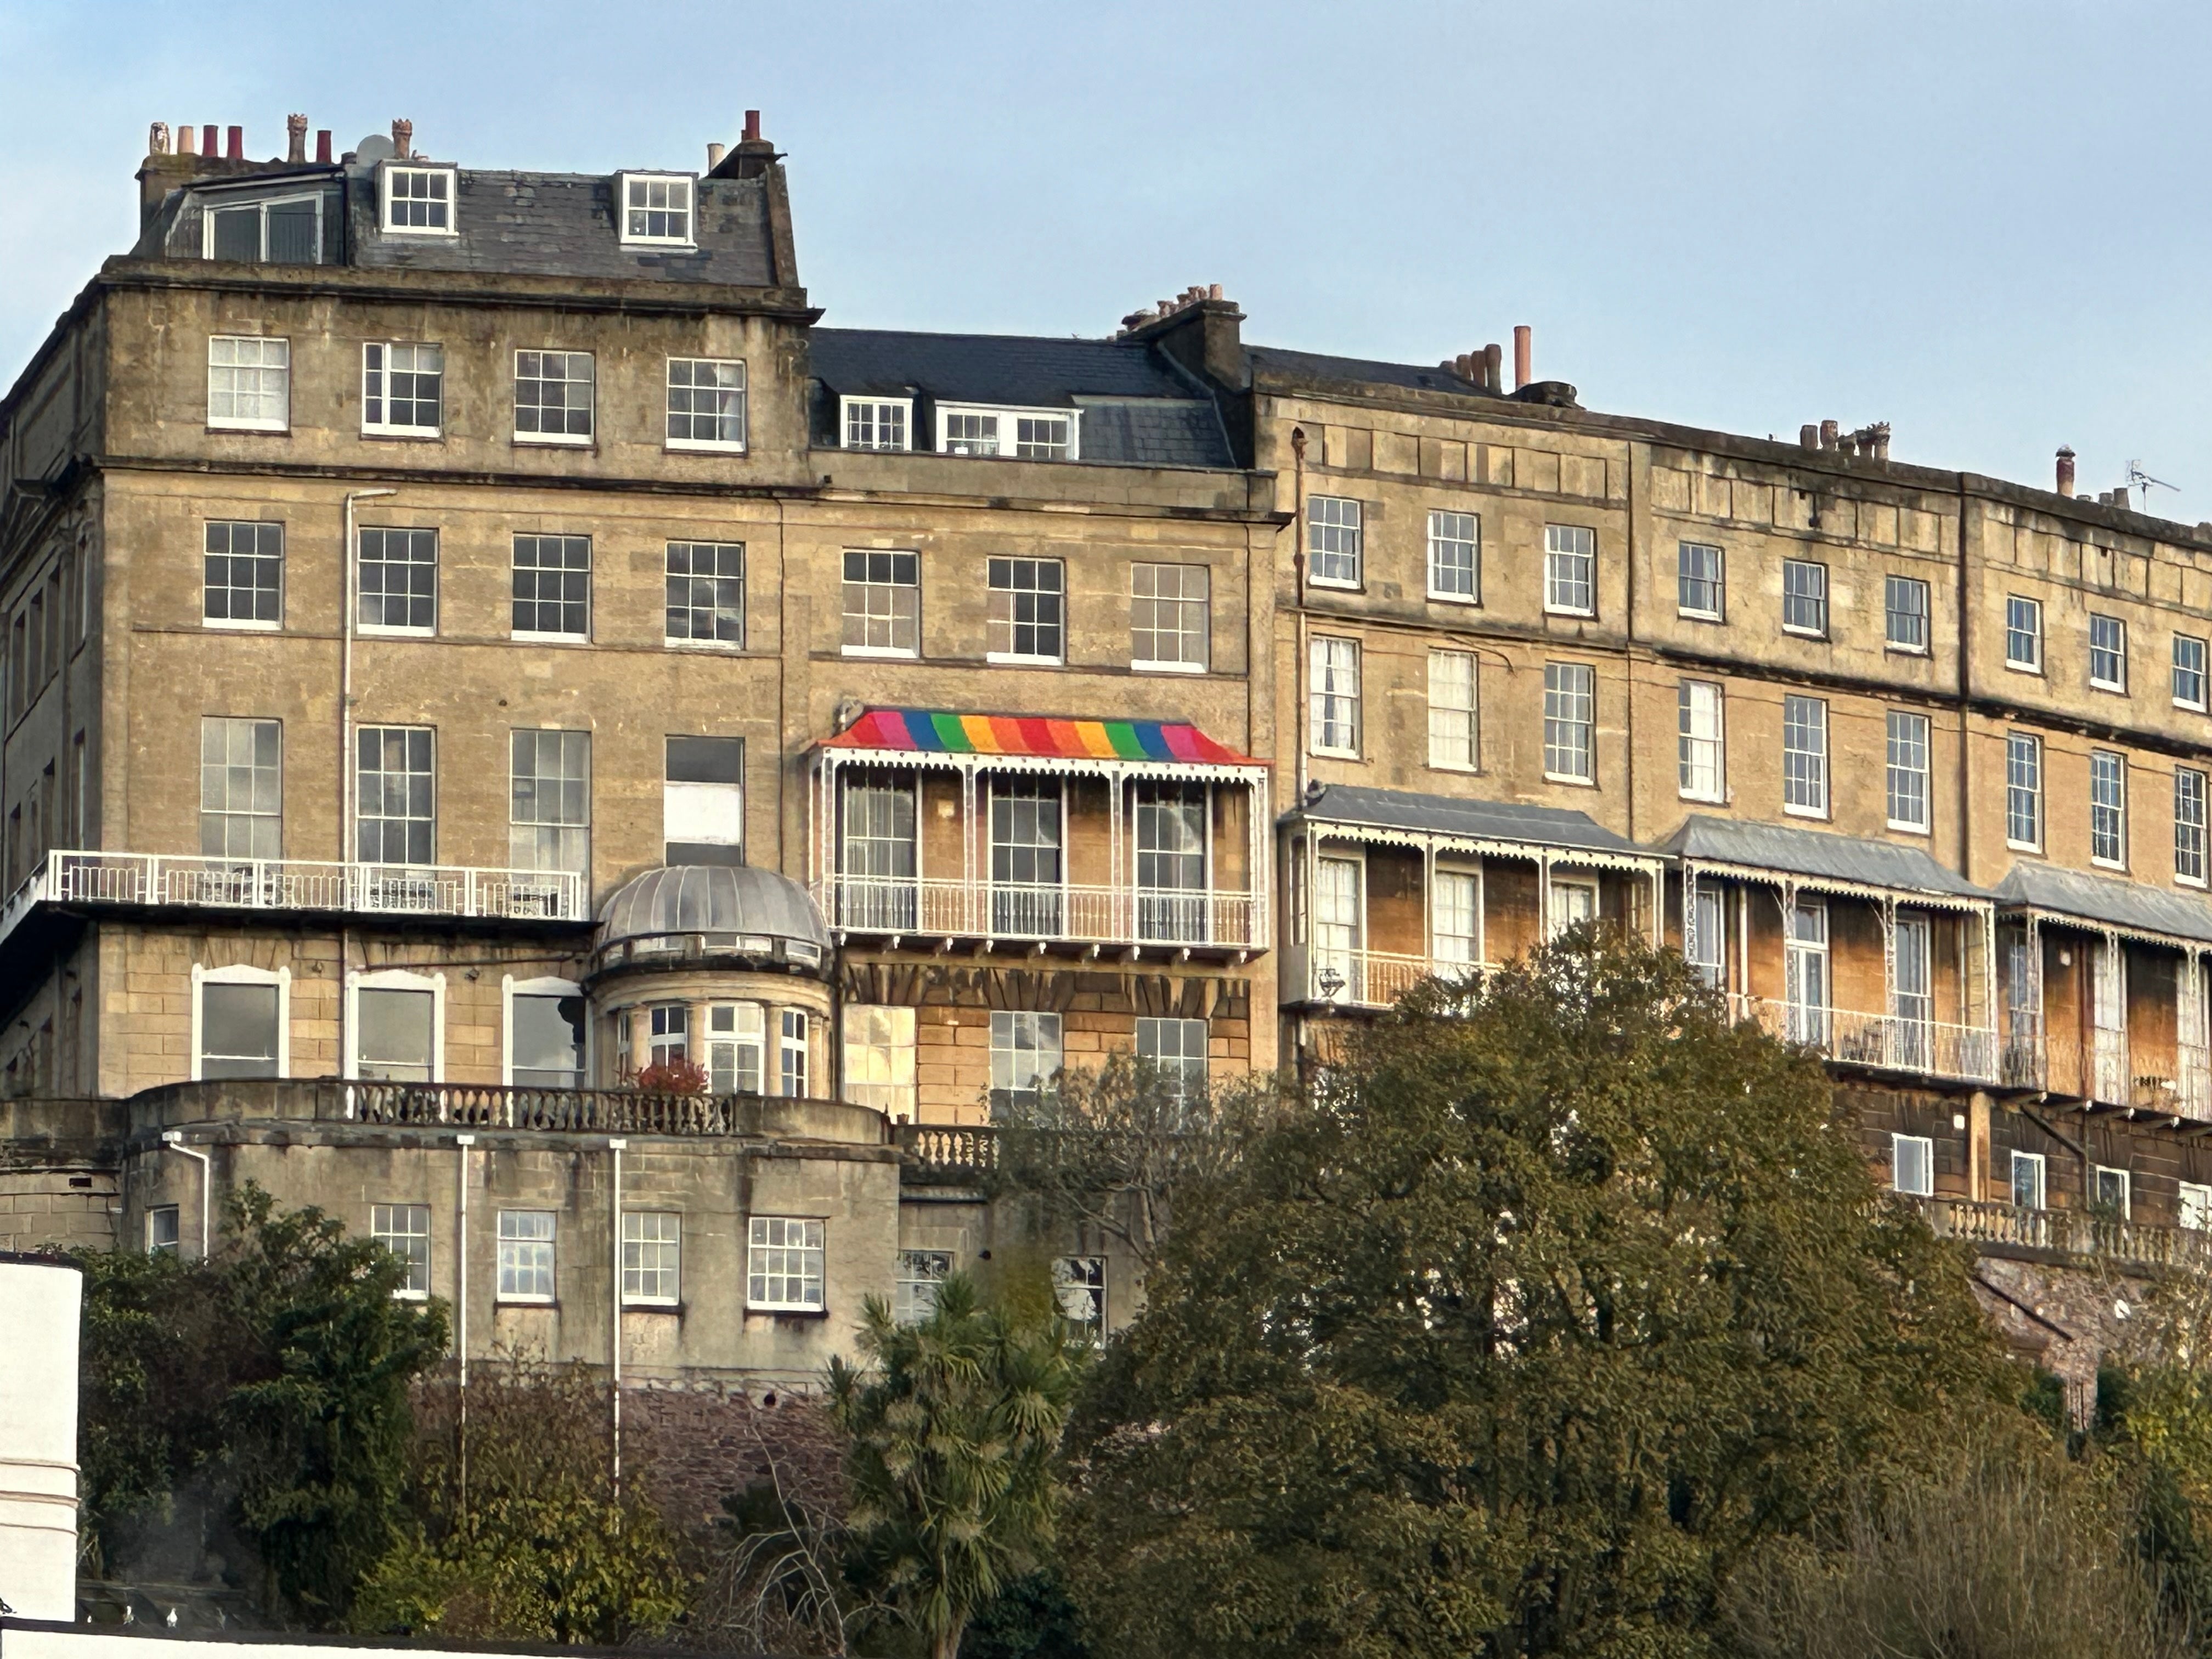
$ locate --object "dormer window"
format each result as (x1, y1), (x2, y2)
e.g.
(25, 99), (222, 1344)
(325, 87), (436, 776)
(619, 173), (694, 246)
(204, 194), (323, 264)
(381, 164), (456, 234)
(843, 397), (912, 451)
(935, 404), (1079, 461)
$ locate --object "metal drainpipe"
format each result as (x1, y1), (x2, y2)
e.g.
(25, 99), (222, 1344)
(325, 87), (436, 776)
(340, 490), (395, 1099)
(608, 1136), (626, 1503)
(160, 1129), (211, 1258)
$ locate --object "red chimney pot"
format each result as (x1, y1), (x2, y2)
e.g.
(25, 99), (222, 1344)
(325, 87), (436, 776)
(201, 125), (218, 160)
(743, 109), (761, 142)
(315, 129), (332, 164)
(226, 125), (242, 160)
(1512, 325), (1532, 392)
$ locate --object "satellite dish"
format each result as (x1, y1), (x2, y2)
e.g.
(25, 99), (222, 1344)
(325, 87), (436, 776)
(353, 134), (396, 165)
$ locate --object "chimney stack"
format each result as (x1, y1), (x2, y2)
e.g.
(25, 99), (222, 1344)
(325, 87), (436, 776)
(286, 114), (307, 163)
(1513, 325), (1532, 392)
(225, 125), (242, 160)
(1799, 424), (1819, 449)
(1820, 419), (1841, 450)
(2056, 447), (2076, 498)
(744, 109), (761, 142)
(392, 118), (413, 160)
(315, 129), (332, 164)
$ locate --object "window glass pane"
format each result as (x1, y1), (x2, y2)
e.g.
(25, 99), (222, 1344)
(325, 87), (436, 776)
(748, 1216), (825, 1308)
(666, 358), (747, 446)
(357, 986), (433, 1081)
(2177, 636), (2208, 707)
(1677, 681), (1722, 800)
(509, 729), (591, 875)
(2006, 733), (2042, 847)
(990, 1011), (1063, 1114)
(364, 342), (443, 432)
(987, 557), (1064, 661)
(371, 1203), (432, 1296)
(1782, 696), (1827, 812)
(622, 1211), (681, 1302)
(1427, 511), (1479, 600)
(1311, 637), (1360, 754)
(208, 335), (289, 427)
(356, 725), (435, 865)
(2090, 614), (2126, 689)
(514, 349), (594, 437)
(1543, 663), (1594, 781)
(2006, 597), (2042, 668)
(497, 1210), (555, 1299)
(358, 527), (437, 631)
(1130, 562), (1209, 668)
(2091, 751), (2126, 864)
(842, 548), (920, 653)
(665, 735), (744, 864)
(1136, 1016), (1208, 1101)
(1308, 497), (1362, 585)
(1884, 575), (1929, 650)
(664, 541), (745, 644)
(895, 1250), (952, 1325)
(512, 992), (585, 1087)
(1678, 542), (1723, 617)
(625, 176), (691, 241)
(1544, 524), (1595, 613)
(512, 535), (591, 637)
(204, 521), (284, 625)
(1427, 651), (1477, 770)
(201, 981), (279, 1078)
(1885, 712), (1929, 830)
(200, 716), (282, 858)
(1053, 1255), (1105, 1331)
(845, 400), (909, 450)
(1782, 561), (1827, 634)
(2179, 769), (2208, 885)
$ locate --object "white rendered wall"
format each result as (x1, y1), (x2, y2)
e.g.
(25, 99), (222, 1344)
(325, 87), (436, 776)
(0, 1256), (83, 1621)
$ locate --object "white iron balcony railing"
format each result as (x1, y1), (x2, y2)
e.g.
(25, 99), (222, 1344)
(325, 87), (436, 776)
(1299, 947), (1492, 1008)
(1, 850), (589, 945)
(816, 874), (1264, 952)
(1731, 996), (1997, 1084)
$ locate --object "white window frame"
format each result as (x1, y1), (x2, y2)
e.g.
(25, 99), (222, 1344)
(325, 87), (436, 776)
(2011, 1150), (2047, 1211)
(1884, 574), (1931, 655)
(621, 1210), (682, 1307)
(202, 519), (284, 631)
(512, 349), (595, 447)
(2179, 766), (2209, 889)
(842, 397), (913, 451)
(510, 534), (592, 644)
(2005, 731), (2043, 851)
(2177, 634), (2209, 712)
(147, 1206), (181, 1255)
(360, 342), (444, 438)
(841, 548), (921, 659)
(344, 967), (446, 1084)
(201, 193), (324, 263)
(2094, 1164), (2132, 1218)
(1782, 695), (1829, 818)
(990, 1010), (1063, 1112)
(664, 357), (748, 453)
(1543, 523), (1596, 617)
(1306, 496), (1363, 590)
(371, 1203), (433, 1300)
(1885, 709), (1932, 834)
(355, 526), (438, 637)
(1426, 650), (1479, 772)
(1677, 680), (1724, 803)
(617, 171), (697, 247)
(496, 1210), (557, 1304)
(379, 163), (458, 236)
(1426, 509), (1480, 604)
(2005, 595), (2044, 673)
(1310, 636), (1361, 758)
(986, 556), (1066, 666)
(844, 1004), (918, 1118)
(207, 335), (290, 433)
(1542, 661), (1596, 785)
(935, 403), (1081, 461)
(2091, 749), (2128, 869)
(503, 974), (588, 1087)
(895, 1249), (953, 1325)
(1677, 541), (1724, 622)
(1129, 562), (1210, 674)
(664, 541), (746, 650)
(2089, 613), (2128, 693)
(747, 1215), (826, 1312)
(1781, 558), (1829, 638)
(1891, 1133), (1934, 1198)
(189, 962), (291, 1081)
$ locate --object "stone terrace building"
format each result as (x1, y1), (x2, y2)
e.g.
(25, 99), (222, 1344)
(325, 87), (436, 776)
(3, 113), (2210, 1397)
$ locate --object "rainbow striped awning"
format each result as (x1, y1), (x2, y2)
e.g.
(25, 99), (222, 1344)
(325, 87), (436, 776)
(821, 708), (1261, 768)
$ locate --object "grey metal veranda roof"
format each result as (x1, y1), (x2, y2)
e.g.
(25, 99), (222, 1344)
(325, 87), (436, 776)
(1286, 784), (1651, 857)
(596, 864), (831, 952)
(1659, 814), (1988, 901)
(1992, 861), (2212, 946)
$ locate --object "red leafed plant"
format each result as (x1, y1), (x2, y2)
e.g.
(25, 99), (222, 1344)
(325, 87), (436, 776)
(634, 1057), (710, 1096)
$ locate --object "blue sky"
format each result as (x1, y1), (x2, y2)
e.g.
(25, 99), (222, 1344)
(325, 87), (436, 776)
(4, 1), (2210, 520)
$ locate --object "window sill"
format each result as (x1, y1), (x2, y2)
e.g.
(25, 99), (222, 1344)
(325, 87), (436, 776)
(623, 1299), (682, 1313)
(496, 1296), (556, 1307)
(2005, 839), (2042, 854)
(620, 237), (699, 251)
(392, 1289), (430, 1302)
(2005, 659), (2044, 676)
(1886, 820), (1932, 837)
(1678, 609), (1724, 624)
(1311, 747), (1362, 762)
(512, 632), (593, 646)
(1885, 644), (1931, 658)
(2177, 701), (2208, 714)
(358, 624), (437, 638)
(1781, 625), (1829, 641)
(986, 653), (1064, 667)
(204, 617), (283, 633)
(362, 427), (443, 442)
(842, 441), (912, 453)
(513, 433), (596, 448)
(1426, 590), (1480, 607)
(747, 1304), (828, 1318)
(1679, 789), (1726, 805)
(1543, 772), (1597, 788)
(2180, 876), (2209, 891)
(2090, 681), (2128, 696)
(1307, 577), (1363, 592)
(1783, 804), (1830, 820)
(667, 439), (748, 455)
(665, 637), (747, 652)
(1544, 606), (1597, 620)
(842, 645), (919, 660)
(2092, 857), (2129, 872)
(208, 422), (290, 436)
(1429, 760), (1481, 775)
(1132, 660), (1207, 675)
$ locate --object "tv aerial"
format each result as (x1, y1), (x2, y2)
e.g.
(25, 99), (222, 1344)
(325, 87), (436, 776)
(2128, 459), (2179, 512)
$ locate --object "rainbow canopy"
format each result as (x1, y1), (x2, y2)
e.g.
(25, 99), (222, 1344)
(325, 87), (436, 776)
(822, 708), (1261, 768)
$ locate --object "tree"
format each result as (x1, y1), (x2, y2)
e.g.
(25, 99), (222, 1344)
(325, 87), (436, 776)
(829, 1271), (1085, 1659)
(992, 1050), (1280, 1269)
(1061, 929), (2022, 1659)
(71, 1184), (447, 1620)
(349, 1357), (691, 1644)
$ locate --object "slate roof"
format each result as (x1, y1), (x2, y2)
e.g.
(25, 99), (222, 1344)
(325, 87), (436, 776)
(808, 329), (1236, 468)
(1992, 861), (2212, 945)
(1246, 343), (1503, 400)
(348, 170), (777, 286)
(1661, 815), (1988, 901)
(1288, 784), (1650, 857)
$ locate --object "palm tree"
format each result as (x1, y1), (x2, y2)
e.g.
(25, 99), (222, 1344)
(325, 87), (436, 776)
(829, 1271), (1084, 1659)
